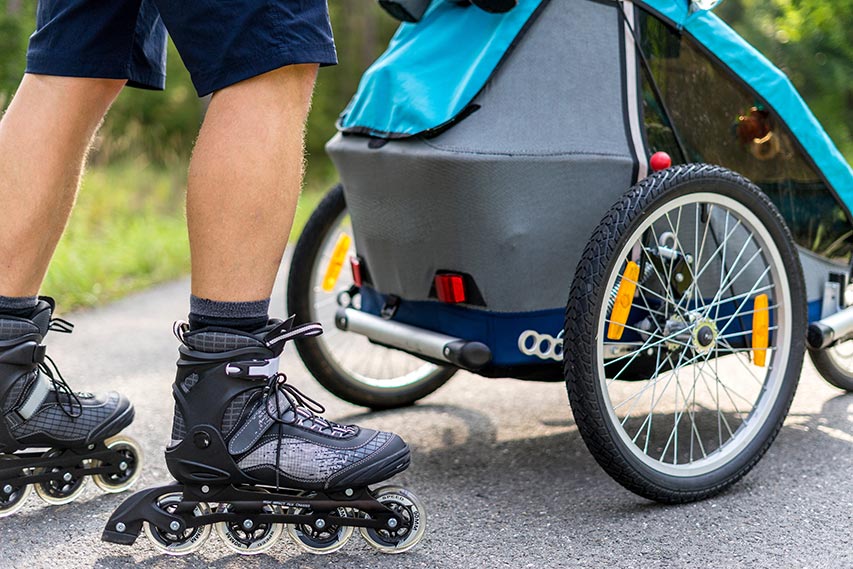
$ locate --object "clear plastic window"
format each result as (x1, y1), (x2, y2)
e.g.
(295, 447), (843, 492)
(637, 9), (853, 262)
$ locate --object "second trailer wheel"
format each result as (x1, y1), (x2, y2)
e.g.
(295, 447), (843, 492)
(808, 281), (853, 392)
(565, 164), (806, 503)
(288, 184), (456, 409)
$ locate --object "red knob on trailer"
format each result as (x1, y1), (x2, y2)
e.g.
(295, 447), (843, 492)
(650, 152), (672, 172)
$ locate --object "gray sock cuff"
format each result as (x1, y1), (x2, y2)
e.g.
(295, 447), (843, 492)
(189, 295), (271, 320)
(0, 295), (39, 313)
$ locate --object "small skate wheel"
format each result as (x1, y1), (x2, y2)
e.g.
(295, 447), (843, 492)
(287, 505), (353, 555)
(0, 472), (32, 518)
(34, 449), (88, 505)
(143, 493), (212, 556)
(92, 437), (143, 494)
(360, 486), (426, 554)
(215, 501), (283, 555)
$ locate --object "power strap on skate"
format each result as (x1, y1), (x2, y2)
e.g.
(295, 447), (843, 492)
(16, 371), (51, 420)
(264, 322), (324, 349)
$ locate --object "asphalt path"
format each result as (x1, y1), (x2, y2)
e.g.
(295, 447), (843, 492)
(0, 268), (851, 568)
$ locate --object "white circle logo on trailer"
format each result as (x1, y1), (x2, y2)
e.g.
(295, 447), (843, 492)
(518, 330), (564, 362)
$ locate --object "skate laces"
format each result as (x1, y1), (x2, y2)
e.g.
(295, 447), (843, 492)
(41, 317), (82, 418)
(262, 320), (354, 433)
(48, 317), (74, 334)
(263, 373), (354, 436)
(263, 372), (355, 491)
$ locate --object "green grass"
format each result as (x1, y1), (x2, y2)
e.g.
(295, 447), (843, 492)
(45, 160), (335, 312)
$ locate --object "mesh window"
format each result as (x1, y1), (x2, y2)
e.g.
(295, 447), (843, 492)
(636, 9), (853, 262)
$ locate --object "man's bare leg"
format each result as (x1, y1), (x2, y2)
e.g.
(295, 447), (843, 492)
(187, 64), (318, 308)
(0, 74), (125, 298)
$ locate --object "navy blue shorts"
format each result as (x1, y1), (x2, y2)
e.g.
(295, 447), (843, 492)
(26, 0), (337, 97)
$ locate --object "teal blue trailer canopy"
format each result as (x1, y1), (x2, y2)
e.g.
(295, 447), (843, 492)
(339, 0), (853, 206)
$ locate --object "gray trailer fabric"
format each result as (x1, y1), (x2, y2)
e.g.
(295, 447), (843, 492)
(327, 0), (637, 313)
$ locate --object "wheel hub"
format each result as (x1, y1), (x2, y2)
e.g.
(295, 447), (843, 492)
(692, 320), (718, 353)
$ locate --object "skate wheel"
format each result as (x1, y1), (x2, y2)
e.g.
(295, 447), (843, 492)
(34, 449), (88, 505)
(360, 486), (426, 554)
(92, 436), (143, 494)
(215, 501), (283, 555)
(0, 478), (32, 518)
(287, 506), (353, 555)
(143, 493), (212, 556)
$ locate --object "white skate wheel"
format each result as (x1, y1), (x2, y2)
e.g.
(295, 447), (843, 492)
(359, 486), (426, 554)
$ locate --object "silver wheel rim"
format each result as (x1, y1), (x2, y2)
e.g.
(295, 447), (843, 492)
(595, 193), (792, 477)
(826, 341), (853, 373)
(307, 210), (446, 389)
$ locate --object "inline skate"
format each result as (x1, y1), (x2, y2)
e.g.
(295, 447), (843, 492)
(0, 297), (142, 516)
(103, 317), (426, 556)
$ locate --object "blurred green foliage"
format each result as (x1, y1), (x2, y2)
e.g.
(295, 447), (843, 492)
(43, 162), (191, 308)
(718, 0), (853, 159)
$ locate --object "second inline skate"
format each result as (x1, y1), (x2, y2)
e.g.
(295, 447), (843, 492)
(0, 297), (142, 516)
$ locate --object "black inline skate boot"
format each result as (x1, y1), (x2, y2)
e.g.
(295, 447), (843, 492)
(0, 298), (142, 517)
(103, 317), (425, 556)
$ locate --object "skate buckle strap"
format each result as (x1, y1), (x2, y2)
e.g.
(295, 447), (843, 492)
(264, 322), (323, 349)
(173, 321), (190, 343)
(16, 371), (52, 421)
(225, 357), (280, 380)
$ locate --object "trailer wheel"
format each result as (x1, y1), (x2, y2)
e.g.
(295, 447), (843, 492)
(809, 346), (853, 392)
(565, 164), (806, 503)
(287, 185), (456, 409)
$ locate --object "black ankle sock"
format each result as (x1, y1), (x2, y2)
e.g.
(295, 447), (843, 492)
(0, 295), (39, 318)
(188, 296), (270, 332)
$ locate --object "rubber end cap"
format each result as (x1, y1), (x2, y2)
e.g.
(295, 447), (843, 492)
(444, 340), (492, 370)
(807, 322), (833, 350)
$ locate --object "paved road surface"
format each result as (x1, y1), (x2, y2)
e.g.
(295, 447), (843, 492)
(0, 272), (851, 568)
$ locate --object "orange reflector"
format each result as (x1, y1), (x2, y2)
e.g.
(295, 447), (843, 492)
(607, 261), (640, 340)
(752, 293), (769, 367)
(322, 233), (352, 292)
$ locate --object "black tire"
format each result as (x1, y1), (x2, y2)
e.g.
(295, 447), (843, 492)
(287, 185), (456, 410)
(564, 164), (807, 503)
(808, 347), (853, 392)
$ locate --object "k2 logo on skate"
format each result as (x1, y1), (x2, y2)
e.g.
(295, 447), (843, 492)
(518, 329), (563, 362)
